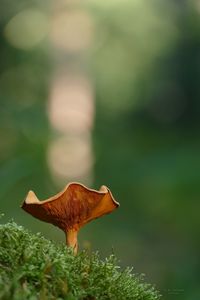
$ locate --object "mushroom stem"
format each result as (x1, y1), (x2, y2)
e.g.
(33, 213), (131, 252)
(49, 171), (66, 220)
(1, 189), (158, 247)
(65, 230), (78, 254)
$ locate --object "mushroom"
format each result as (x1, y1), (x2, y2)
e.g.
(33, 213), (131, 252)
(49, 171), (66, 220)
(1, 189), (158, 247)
(21, 182), (119, 254)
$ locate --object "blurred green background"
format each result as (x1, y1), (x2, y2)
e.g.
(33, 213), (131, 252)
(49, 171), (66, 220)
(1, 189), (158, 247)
(0, 0), (200, 299)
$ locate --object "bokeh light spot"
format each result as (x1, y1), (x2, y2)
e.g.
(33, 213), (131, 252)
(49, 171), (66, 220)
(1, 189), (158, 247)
(48, 73), (94, 134)
(47, 135), (93, 182)
(50, 10), (93, 52)
(4, 9), (49, 50)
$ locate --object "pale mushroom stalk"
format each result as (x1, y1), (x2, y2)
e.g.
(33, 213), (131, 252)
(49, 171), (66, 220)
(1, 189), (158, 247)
(21, 182), (119, 254)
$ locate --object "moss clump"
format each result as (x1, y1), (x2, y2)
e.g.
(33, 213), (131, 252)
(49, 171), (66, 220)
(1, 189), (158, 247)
(0, 222), (161, 300)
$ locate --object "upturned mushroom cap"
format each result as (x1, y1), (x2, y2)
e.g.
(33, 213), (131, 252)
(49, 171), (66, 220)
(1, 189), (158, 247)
(21, 182), (119, 232)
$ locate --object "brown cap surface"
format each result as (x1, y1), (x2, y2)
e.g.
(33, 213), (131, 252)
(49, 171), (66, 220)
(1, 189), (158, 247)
(21, 182), (119, 232)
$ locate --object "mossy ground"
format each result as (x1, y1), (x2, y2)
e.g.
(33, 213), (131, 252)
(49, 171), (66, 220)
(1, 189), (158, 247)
(0, 222), (161, 300)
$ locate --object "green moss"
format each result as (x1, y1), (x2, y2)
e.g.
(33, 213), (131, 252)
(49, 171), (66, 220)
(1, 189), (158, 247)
(0, 222), (161, 300)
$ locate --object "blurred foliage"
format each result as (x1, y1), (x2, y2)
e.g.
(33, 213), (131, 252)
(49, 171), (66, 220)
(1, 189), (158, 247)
(0, 0), (200, 299)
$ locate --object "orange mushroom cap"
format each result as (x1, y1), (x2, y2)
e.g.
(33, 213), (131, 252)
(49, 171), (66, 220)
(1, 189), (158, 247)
(21, 182), (119, 253)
